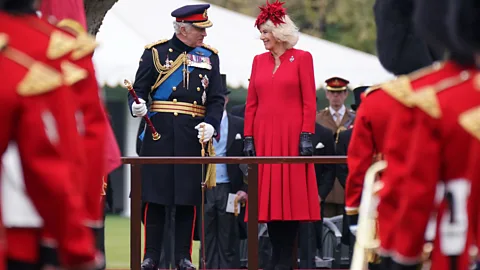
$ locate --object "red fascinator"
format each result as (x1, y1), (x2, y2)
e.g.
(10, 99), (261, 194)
(254, 0), (287, 28)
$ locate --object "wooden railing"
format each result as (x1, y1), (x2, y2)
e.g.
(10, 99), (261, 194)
(122, 156), (347, 270)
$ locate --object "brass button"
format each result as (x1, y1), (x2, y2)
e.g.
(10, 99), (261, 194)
(192, 113), (196, 117)
(197, 87), (201, 92)
(199, 74), (203, 78)
(169, 48), (173, 52)
(173, 99), (177, 103)
(172, 87), (177, 91)
(193, 101), (197, 105)
(174, 112), (178, 116)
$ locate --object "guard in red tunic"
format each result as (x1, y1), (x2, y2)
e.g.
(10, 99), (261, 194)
(37, 1), (121, 268)
(0, 1), (105, 269)
(347, 1), (442, 268)
(0, 31), (96, 270)
(380, 0), (480, 268)
(243, 1), (319, 269)
(466, 136), (480, 268)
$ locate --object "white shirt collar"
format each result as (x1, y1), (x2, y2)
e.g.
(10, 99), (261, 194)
(329, 105), (346, 117)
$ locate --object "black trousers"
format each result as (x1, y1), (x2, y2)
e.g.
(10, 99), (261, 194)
(267, 221), (299, 268)
(298, 222), (316, 269)
(142, 203), (196, 265)
(203, 183), (240, 269)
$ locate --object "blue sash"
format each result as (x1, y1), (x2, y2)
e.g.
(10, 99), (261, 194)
(152, 46), (212, 101)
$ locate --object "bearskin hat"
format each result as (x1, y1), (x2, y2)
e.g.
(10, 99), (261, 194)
(374, 0), (444, 76)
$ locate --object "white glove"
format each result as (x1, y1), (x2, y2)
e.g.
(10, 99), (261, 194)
(195, 122), (215, 142)
(132, 98), (147, 117)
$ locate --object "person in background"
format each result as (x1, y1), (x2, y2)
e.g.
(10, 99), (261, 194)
(203, 75), (247, 269)
(230, 103), (245, 119)
(316, 77), (355, 218)
(243, 1), (320, 269)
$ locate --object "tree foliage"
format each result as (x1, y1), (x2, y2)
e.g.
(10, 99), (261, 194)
(205, 0), (377, 54)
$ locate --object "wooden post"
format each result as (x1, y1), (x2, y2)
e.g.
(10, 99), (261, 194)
(130, 164), (142, 270)
(247, 164), (259, 270)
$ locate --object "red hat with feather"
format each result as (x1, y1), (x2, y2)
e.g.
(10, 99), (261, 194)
(39, 0), (88, 34)
(254, 0), (287, 28)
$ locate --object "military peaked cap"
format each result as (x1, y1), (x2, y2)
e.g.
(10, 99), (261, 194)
(171, 4), (213, 28)
(325, 77), (350, 91)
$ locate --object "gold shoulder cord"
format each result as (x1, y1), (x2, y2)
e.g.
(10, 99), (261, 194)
(151, 53), (186, 91)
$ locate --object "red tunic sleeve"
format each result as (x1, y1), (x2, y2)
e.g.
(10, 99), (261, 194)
(345, 99), (375, 214)
(299, 51), (316, 133)
(244, 55), (258, 137)
(391, 109), (440, 263)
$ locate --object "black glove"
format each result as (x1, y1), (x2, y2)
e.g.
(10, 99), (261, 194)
(243, 136), (256, 156)
(299, 132), (313, 156)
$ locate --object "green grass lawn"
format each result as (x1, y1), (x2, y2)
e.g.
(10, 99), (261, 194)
(105, 214), (200, 269)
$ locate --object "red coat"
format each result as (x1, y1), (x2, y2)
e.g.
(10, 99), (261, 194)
(345, 88), (394, 215)
(377, 61), (463, 255)
(244, 48), (320, 222)
(0, 29), (95, 266)
(388, 64), (479, 269)
(2, 14), (109, 225)
(466, 138), (480, 254)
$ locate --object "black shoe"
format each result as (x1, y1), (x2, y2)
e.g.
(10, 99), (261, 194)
(177, 258), (196, 270)
(141, 258), (157, 270)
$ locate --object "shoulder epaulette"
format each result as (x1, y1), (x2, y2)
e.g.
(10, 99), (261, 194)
(47, 30), (77, 60)
(408, 61), (445, 81)
(0, 33), (8, 50)
(145, 39), (169, 49)
(18, 61), (62, 96)
(364, 84), (381, 96)
(459, 106), (480, 141)
(71, 33), (98, 60)
(381, 76), (415, 107)
(408, 86), (441, 118)
(409, 70), (473, 119)
(201, 43), (218, 54)
(61, 61), (88, 86)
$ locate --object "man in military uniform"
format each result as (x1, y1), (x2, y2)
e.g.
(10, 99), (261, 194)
(316, 76), (355, 217)
(0, 3), (99, 269)
(128, 4), (225, 270)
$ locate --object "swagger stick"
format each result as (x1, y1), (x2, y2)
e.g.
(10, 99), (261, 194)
(199, 124), (207, 270)
(123, 79), (160, 140)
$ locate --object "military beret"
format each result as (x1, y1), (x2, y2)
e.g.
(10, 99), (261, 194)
(325, 77), (350, 91)
(171, 4), (213, 28)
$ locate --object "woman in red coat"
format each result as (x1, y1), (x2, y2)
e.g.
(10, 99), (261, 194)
(243, 1), (320, 269)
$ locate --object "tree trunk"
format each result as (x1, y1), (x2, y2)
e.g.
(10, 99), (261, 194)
(84, 0), (118, 36)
